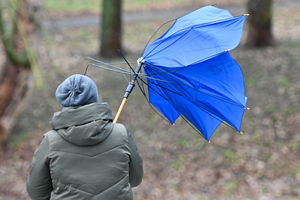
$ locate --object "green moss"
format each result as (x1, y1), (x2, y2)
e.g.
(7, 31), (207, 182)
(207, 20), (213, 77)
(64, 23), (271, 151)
(8, 132), (30, 148)
(291, 165), (300, 177)
(293, 187), (300, 196)
(277, 76), (290, 88)
(283, 108), (298, 116)
(224, 181), (237, 195)
(259, 152), (271, 161)
(263, 104), (277, 114)
(246, 77), (256, 88)
(290, 141), (300, 151)
(176, 138), (189, 148)
(172, 155), (185, 171)
(224, 149), (239, 162)
(172, 160), (182, 171)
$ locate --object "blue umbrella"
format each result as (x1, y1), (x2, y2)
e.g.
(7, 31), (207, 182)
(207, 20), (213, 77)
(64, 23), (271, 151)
(89, 6), (248, 141)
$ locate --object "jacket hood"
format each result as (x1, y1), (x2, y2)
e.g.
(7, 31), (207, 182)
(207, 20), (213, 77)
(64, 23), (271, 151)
(51, 103), (114, 146)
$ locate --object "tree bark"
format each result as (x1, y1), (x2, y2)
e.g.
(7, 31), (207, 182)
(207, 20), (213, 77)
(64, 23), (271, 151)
(0, 63), (33, 154)
(100, 0), (122, 57)
(0, 0), (36, 156)
(246, 0), (275, 47)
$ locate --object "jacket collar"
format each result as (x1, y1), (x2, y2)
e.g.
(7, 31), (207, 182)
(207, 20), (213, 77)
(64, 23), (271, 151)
(51, 102), (113, 130)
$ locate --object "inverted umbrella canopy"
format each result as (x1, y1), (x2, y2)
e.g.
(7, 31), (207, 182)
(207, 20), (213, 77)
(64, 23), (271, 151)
(88, 5), (248, 141)
(140, 6), (247, 140)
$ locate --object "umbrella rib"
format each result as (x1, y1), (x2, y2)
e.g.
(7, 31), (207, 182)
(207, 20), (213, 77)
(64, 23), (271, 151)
(142, 16), (242, 59)
(88, 53), (193, 98)
(140, 75), (235, 125)
(192, 102), (237, 131)
(140, 52), (231, 89)
(87, 55), (242, 108)
(135, 78), (170, 123)
(142, 76), (238, 136)
(142, 18), (176, 53)
(146, 80), (184, 97)
(141, 5), (219, 54)
(138, 76), (179, 122)
(143, 28), (192, 59)
(185, 98), (239, 132)
(142, 50), (227, 76)
(181, 114), (236, 141)
(136, 78), (146, 96)
(86, 56), (136, 65)
(142, 4), (235, 57)
(146, 75), (244, 108)
(180, 115), (204, 136)
(161, 83), (238, 132)
(89, 63), (133, 75)
(138, 73), (182, 83)
(86, 57), (133, 74)
(163, 15), (241, 37)
(143, 68), (242, 131)
(144, 65), (245, 108)
(137, 77), (169, 101)
(140, 73), (146, 94)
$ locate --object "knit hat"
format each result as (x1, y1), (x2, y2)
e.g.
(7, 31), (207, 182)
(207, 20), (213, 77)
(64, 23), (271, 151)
(55, 74), (101, 107)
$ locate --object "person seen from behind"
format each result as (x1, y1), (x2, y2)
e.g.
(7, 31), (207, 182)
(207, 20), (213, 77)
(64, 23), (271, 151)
(27, 74), (143, 200)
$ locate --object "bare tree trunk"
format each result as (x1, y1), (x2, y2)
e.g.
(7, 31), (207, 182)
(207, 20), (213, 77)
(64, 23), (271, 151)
(0, 0), (36, 156)
(100, 0), (122, 57)
(0, 63), (33, 153)
(246, 0), (275, 47)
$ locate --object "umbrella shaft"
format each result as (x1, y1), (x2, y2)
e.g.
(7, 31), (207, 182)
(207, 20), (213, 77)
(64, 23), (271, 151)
(113, 62), (143, 123)
(124, 80), (135, 98)
(124, 62), (143, 97)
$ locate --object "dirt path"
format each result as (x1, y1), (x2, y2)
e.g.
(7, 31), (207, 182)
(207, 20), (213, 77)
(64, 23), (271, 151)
(45, 0), (300, 29)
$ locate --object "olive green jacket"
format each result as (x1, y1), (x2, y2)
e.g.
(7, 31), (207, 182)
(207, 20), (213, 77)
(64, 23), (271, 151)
(27, 103), (143, 200)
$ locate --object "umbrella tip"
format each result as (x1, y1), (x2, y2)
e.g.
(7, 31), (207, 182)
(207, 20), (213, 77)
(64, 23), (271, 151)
(208, 140), (211, 144)
(137, 57), (145, 64)
(239, 131), (244, 135)
(246, 107), (251, 110)
(244, 14), (250, 16)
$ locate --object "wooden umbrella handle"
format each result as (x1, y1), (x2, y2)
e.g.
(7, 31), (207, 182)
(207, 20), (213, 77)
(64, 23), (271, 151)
(113, 97), (128, 123)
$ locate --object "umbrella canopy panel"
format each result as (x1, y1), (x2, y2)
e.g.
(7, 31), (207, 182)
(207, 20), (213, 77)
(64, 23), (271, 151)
(142, 6), (247, 140)
(144, 52), (246, 140)
(143, 6), (246, 68)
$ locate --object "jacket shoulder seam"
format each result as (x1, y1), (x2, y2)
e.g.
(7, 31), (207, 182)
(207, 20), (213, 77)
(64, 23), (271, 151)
(113, 123), (129, 143)
(44, 130), (58, 151)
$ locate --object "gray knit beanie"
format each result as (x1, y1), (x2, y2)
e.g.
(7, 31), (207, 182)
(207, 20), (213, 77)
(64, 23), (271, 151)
(55, 74), (101, 107)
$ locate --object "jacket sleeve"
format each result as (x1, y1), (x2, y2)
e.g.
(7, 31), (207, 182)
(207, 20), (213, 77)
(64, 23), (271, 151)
(27, 135), (52, 200)
(127, 132), (143, 187)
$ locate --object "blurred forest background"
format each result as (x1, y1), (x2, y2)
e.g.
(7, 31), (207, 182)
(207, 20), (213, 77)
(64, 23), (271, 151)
(0, 0), (300, 199)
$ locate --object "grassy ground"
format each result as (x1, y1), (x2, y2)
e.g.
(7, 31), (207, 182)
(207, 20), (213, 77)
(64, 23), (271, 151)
(0, 1), (300, 200)
(44, 0), (248, 17)
(44, 0), (290, 17)
(45, 0), (200, 17)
